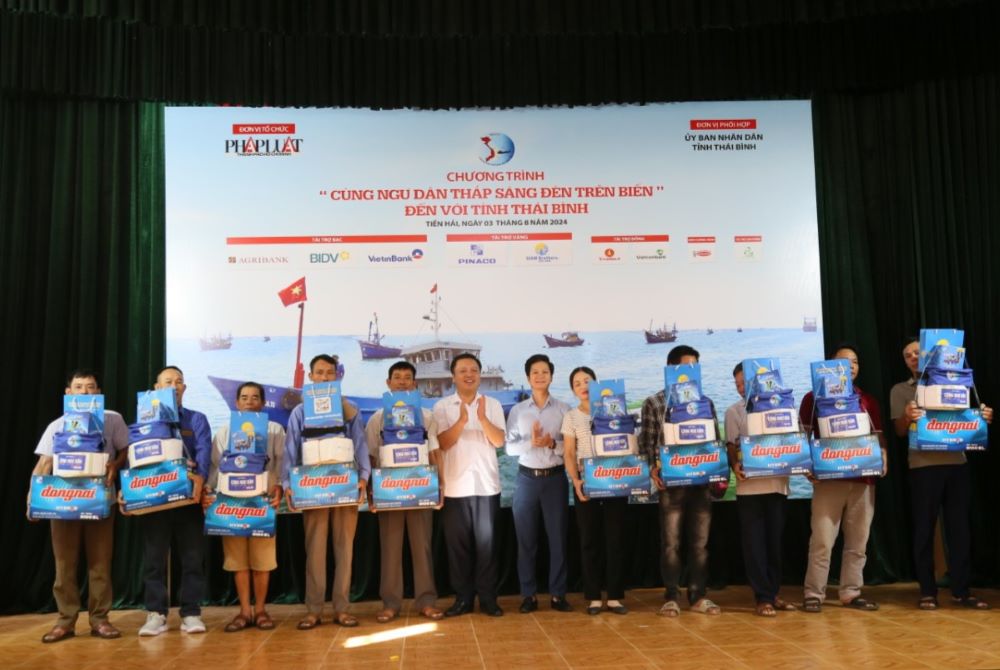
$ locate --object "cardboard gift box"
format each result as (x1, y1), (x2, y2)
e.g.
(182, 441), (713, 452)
(816, 412), (871, 439)
(119, 459), (197, 514)
(740, 433), (812, 478)
(53, 452), (109, 478)
(128, 437), (184, 468)
(591, 432), (639, 457)
(204, 493), (276, 537)
(371, 465), (440, 510)
(301, 436), (355, 465)
(28, 475), (114, 520)
(217, 471), (269, 498)
(916, 385), (971, 410)
(909, 409), (988, 452)
(379, 442), (430, 468)
(747, 408), (798, 436)
(810, 434), (884, 479)
(663, 419), (716, 446)
(582, 455), (650, 498)
(658, 442), (729, 487)
(288, 463), (359, 510)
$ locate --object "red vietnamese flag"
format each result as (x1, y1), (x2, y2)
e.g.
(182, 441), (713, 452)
(430, 283), (438, 294)
(278, 277), (307, 306)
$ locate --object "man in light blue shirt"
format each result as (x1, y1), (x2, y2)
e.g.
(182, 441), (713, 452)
(281, 354), (369, 629)
(505, 354), (572, 613)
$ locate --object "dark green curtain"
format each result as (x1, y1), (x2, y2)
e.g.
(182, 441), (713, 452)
(1, 0), (998, 614)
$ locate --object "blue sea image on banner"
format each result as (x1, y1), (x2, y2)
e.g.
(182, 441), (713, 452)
(740, 433), (812, 477)
(229, 411), (269, 454)
(910, 409), (987, 451)
(919, 328), (964, 372)
(204, 493), (276, 537)
(120, 460), (194, 512)
(583, 455), (650, 498)
(29, 475), (113, 520)
(810, 434), (883, 480)
(137, 388), (179, 424)
(303, 382), (345, 429)
(810, 359), (854, 399)
(289, 463), (358, 509)
(371, 465), (440, 510)
(63, 394), (105, 434)
(659, 442), (729, 487)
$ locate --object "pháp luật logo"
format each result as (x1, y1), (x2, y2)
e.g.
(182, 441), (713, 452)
(227, 123), (303, 157)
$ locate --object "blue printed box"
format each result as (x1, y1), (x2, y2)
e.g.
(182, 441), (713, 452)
(810, 434), (884, 480)
(659, 442), (730, 487)
(204, 494), (276, 537)
(288, 463), (359, 510)
(582, 455), (651, 498)
(371, 465), (440, 511)
(909, 409), (988, 452)
(119, 460), (194, 513)
(740, 433), (812, 478)
(28, 475), (113, 520)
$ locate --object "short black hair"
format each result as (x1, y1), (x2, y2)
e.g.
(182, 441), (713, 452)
(569, 365), (597, 387)
(66, 368), (101, 387)
(829, 342), (860, 361)
(903, 335), (919, 349)
(667, 345), (700, 365)
(156, 366), (184, 382)
(450, 352), (482, 374)
(524, 354), (554, 377)
(236, 381), (266, 402)
(732, 362), (743, 377)
(309, 354), (339, 373)
(387, 361), (417, 379)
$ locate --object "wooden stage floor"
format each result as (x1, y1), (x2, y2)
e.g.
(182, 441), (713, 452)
(3, 584), (1000, 669)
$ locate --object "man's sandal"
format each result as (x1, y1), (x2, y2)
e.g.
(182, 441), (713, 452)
(254, 611), (275, 630)
(755, 602), (777, 617)
(335, 612), (359, 627)
(953, 596), (990, 610)
(376, 609), (398, 624)
(657, 600), (681, 617)
(224, 614), (253, 633)
(917, 596), (939, 610)
(802, 597), (822, 613)
(297, 615), (321, 630)
(690, 598), (721, 615)
(773, 598), (797, 611)
(843, 597), (879, 611)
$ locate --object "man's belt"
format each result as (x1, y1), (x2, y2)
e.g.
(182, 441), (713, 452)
(518, 465), (565, 478)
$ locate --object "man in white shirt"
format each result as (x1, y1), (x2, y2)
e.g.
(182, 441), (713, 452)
(505, 354), (571, 613)
(365, 361), (444, 623)
(433, 353), (506, 617)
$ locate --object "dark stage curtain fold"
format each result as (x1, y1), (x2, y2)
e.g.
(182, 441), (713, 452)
(1, 0), (998, 614)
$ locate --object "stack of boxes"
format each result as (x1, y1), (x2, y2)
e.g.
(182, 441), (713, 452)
(28, 395), (114, 520)
(288, 381), (359, 509)
(119, 389), (197, 514)
(658, 364), (729, 487)
(370, 391), (440, 510)
(739, 357), (812, 478)
(205, 411), (276, 536)
(910, 329), (988, 451)
(582, 379), (650, 498)
(808, 359), (883, 479)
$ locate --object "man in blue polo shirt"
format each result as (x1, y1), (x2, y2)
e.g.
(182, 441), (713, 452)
(138, 366), (212, 636)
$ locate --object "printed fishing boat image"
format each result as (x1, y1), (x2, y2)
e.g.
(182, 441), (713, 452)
(199, 333), (233, 351)
(543, 331), (584, 348)
(209, 281), (525, 427)
(803, 317), (818, 332)
(358, 312), (403, 359)
(644, 321), (678, 344)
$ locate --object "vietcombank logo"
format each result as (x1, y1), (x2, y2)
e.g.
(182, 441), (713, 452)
(226, 123), (303, 157)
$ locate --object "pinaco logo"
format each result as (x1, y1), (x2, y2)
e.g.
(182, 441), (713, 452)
(41, 486), (98, 501)
(820, 446), (872, 462)
(381, 477), (431, 491)
(130, 471), (181, 489)
(925, 419), (980, 434)
(592, 465), (642, 480)
(750, 443), (801, 458)
(215, 503), (268, 519)
(669, 452), (720, 467)
(299, 474), (350, 487)
(226, 123), (303, 157)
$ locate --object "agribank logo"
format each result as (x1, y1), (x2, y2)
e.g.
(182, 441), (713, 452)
(479, 134), (515, 166)
(226, 123), (303, 157)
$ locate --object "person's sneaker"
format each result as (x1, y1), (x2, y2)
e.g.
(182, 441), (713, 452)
(138, 612), (168, 637)
(180, 616), (206, 634)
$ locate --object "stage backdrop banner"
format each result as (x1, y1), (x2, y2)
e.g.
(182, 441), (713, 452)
(165, 102), (824, 503)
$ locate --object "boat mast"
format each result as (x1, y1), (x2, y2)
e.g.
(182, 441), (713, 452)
(422, 292), (442, 341)
(293, 302), (306, 388)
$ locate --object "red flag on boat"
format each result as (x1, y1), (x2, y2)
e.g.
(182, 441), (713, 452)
(278, 277), (307, 306)
(430, 283), (438, 294)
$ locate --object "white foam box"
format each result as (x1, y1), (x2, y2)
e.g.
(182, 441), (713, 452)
(53, 452), (109, 478)
(217, 471), (269, 498)
(916, 385), (971, 410)
(747, 408), (798, 435)
(379, 442), (430, 468)
(301, 436), (355, 465)
(128, 437), (184, 468)
(817, 412), (871, 439)
(592, 432), (638, 456)
(663, 419), (715, 446)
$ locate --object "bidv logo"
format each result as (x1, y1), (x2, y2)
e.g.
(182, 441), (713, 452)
(309, 251), (350, 264)
(367, 249), (424, 265)
(226, 123), (303, 157)
(478, 133), (515, 166)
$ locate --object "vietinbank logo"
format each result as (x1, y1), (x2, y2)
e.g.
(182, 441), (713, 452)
(367, 249), (424, 264)
(226, 123), (303, 157)
(309, 251), (351, 264)
(479, 134), (514, 166)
